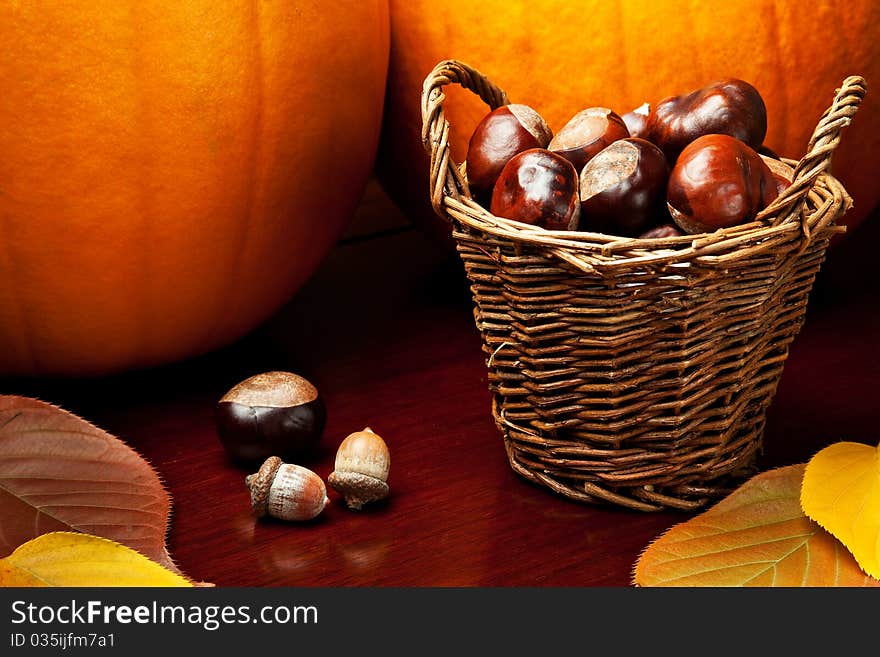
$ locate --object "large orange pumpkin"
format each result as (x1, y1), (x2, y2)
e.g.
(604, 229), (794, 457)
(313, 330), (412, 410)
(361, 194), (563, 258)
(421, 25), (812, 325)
(378, 0), (879, 245)
(0, 1), (389, 377)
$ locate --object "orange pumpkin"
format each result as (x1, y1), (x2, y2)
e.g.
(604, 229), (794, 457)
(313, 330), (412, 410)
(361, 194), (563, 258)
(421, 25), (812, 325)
(378, 0), (879, 244)
(0, 1), (389, 377)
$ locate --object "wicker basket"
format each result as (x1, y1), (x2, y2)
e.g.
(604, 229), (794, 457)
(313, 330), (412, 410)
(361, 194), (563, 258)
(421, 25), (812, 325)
(421, 59), (866, 511)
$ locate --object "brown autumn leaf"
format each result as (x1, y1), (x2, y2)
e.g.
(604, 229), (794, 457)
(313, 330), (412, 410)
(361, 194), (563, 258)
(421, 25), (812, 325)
(0, 395), (190, 581)
(633, 464), (880, 587)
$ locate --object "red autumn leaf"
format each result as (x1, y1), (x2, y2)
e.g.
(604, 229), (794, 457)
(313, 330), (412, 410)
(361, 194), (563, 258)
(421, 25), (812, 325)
(0, 395), (187, 580)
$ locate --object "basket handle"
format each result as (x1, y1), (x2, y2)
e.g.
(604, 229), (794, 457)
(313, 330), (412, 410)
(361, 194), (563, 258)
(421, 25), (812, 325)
(421, 59), (509, 217)
(756, 75), (866, 237)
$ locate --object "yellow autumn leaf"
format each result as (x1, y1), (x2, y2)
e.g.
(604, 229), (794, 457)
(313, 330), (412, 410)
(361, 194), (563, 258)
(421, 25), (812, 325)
(801, 439), (880, 579)
(0, 532), (193, 587)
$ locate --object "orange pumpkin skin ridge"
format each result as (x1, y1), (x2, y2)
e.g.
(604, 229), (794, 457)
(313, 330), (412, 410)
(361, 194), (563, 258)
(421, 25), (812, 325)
(0, 1), (390, 377)
(379, 0), (878, 244)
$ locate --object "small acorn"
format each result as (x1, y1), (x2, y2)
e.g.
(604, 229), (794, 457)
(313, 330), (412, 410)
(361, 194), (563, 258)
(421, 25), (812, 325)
(328, 427), (390, 511)
(215, 371), (326, 466)
(245, 456), (328, 521)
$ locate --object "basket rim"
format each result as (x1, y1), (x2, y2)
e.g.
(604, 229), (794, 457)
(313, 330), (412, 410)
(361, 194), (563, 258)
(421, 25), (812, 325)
(441, 165), (849, 271)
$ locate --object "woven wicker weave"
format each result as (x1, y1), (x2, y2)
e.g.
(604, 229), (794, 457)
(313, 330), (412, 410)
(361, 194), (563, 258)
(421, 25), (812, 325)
(421, 59), (866, 511)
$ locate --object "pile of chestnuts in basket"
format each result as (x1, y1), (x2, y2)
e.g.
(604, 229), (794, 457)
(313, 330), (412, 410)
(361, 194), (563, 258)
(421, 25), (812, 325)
(466, 78), (792, 238)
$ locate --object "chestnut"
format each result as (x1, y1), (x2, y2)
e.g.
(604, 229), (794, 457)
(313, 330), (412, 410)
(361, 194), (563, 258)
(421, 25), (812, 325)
(466, 104), (553, 201)
(548, 107), (630, 171)
(579, 138), (670, 237)
(667, 134), (779, 234)
(490, 148), (581, 230)
(621, 102), (651, 140)
(215, 371), (326, 465)
(647, 79), (767, 161)
(639, 223), (684, 239)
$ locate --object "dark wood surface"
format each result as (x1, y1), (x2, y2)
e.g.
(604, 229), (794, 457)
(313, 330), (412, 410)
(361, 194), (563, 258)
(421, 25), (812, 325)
(2, 188), (878, 587)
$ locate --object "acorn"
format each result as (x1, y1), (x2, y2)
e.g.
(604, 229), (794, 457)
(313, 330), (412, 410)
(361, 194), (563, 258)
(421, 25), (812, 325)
(328, 428), (390, 510)
(245, 456), (328, 522)
(215, 371), (326, 466)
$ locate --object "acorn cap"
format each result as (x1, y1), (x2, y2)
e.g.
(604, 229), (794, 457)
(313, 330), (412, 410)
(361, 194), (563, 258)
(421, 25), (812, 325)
(245, 456), (283, 517)
(327, 471), (389, 511)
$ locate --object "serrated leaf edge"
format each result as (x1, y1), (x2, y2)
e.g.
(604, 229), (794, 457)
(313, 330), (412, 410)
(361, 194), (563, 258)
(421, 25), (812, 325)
(632, 464), (880, 587)
(0, 395), (203, 585)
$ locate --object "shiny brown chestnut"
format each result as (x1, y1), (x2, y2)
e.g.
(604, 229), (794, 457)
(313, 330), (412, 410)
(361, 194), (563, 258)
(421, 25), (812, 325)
(215, 371), (326, 466)
(621, 102), (651, 140)
(466, 104), (553, 201)
(667, 134), (779, 234)
(548, 107), (630, 171)
(647, 79), (767, 161)
(490, 148), (581, 230)
(579, 138), (670, 237)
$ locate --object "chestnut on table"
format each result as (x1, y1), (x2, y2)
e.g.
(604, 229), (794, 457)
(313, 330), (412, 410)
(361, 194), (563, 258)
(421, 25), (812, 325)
(214, 371), (326, 466)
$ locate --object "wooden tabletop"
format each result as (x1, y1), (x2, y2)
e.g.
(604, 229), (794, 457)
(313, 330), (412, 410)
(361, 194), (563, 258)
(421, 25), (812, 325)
(2, 184), (878, 587)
